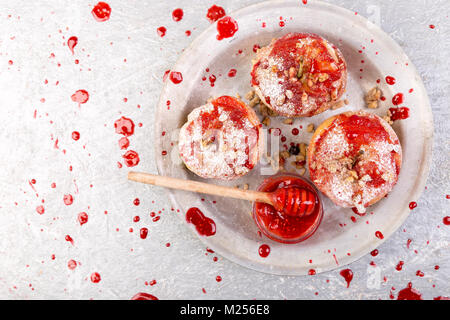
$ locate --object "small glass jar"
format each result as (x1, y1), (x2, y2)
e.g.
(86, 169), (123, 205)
(252, 173), (323, 244)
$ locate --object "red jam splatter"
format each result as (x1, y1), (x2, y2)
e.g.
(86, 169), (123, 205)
(253, 175), (322, 243)
(67, 36), (78, 55)
(258, 244), (271, 258)
(157, 26), (166, 37)
(308, 269), (316, 275)
(370, 249), (378, 256)
(133, 198), (140, 206)
(65, 235), (74, 245)
(78, 212), (88, 225)
(72, 131), (80, 141)
(36, 205), (45, 215)
(228, 69), (237, 77)
(397, 283), (422, 300)
(389, 107), (410, 121)
(302, 0), (308, 4)
(122, 150), (140, 167)
(114, 117), (135, 137)
(63, 194), (74, 205)
(90, 272), (101, 283)
(216, 16), (238, 40)
(385, 76), (396, 85)
(416, 270), (424, 277)
(216, 276), (222, 282)
(169, 71), (183, 84)
(291, 128), (299, 135)
(131, 293), (158, 300)
(375, 231), (384, 239)
(172, 8), (183, 21)
(71, 90), (89, 105)
(429, 24), (435, 29)
(409, 201), (417, 210)
(186, 207), (216, 237)
(206, 5), (226, 22)
(118, 137), (130, 149)
(406, 238), (412, 249)
(68, 259), (77, 270)
(140, 228), (148, 239)
(340, 269), (353, 288)
(92, 2), (111, 22)
(396, 261), (404, 271)
(209, 74), (216, 87)
(443, 216), (450, 225)
(392, 93), (404, 105)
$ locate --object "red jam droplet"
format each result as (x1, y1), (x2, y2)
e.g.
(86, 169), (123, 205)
(186, 207), (216, 237)
(72, 131), (80, 141)
(392, 93), (404, 105)
(375, 231), (384, 239)
(114, 116), (135, 137)
(118, 137), (130, 149)
(443, 216), (450, 225)
(216, 16), (238, 40)
(157, 26), (167, 37)
(68, 259), (77, 270)
(258, 244), (270, 258)
(90, 272), (101, 283)
(36, 205), (45, 215)
(92, 2), (111, 22)
(397, 283), (422, 300)
(131, 293), (159, 300)
(71, 90), (89, 105)
(340, 269), (353, 288)
(396, 260), (404, 271)
(351, 207), (365, 216)
(172, 8), (183, 22)
(409, 201), (417, 210)
(169, 71), (183, 84)
(389, 107), (410, 121)
(385, 76), (396, 85)
(206, 5), (226, 23)
(122, 150), (140, 167)
(78, 212), (88, 225)
(140, 227), (148, 239)
(228, 69), (237, 77)
(67, 36), (78, 55)
(63, 194), (74, 206)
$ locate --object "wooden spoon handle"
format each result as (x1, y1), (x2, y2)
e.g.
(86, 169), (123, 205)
(128, 171), (273, 205)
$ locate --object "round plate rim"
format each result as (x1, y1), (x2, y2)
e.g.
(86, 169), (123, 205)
(154, 0), (434, 275)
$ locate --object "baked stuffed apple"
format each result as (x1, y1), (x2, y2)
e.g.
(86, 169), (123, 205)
(251, 33), (347, 117)
(179, 96), (263, 180)
(307, 111), (402, 213)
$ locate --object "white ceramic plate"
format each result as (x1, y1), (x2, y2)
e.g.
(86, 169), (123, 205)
(155, 0), (433, 275)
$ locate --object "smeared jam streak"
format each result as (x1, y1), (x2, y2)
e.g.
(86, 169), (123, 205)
(186, 207), (216, 236)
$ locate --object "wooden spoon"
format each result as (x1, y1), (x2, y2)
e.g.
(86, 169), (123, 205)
(128, 171), (317, 217)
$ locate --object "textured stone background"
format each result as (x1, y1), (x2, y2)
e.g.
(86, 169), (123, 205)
(0, 0), (448, 299)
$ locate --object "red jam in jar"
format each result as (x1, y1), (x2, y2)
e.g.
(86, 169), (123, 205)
(253, 174), (323, 243)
